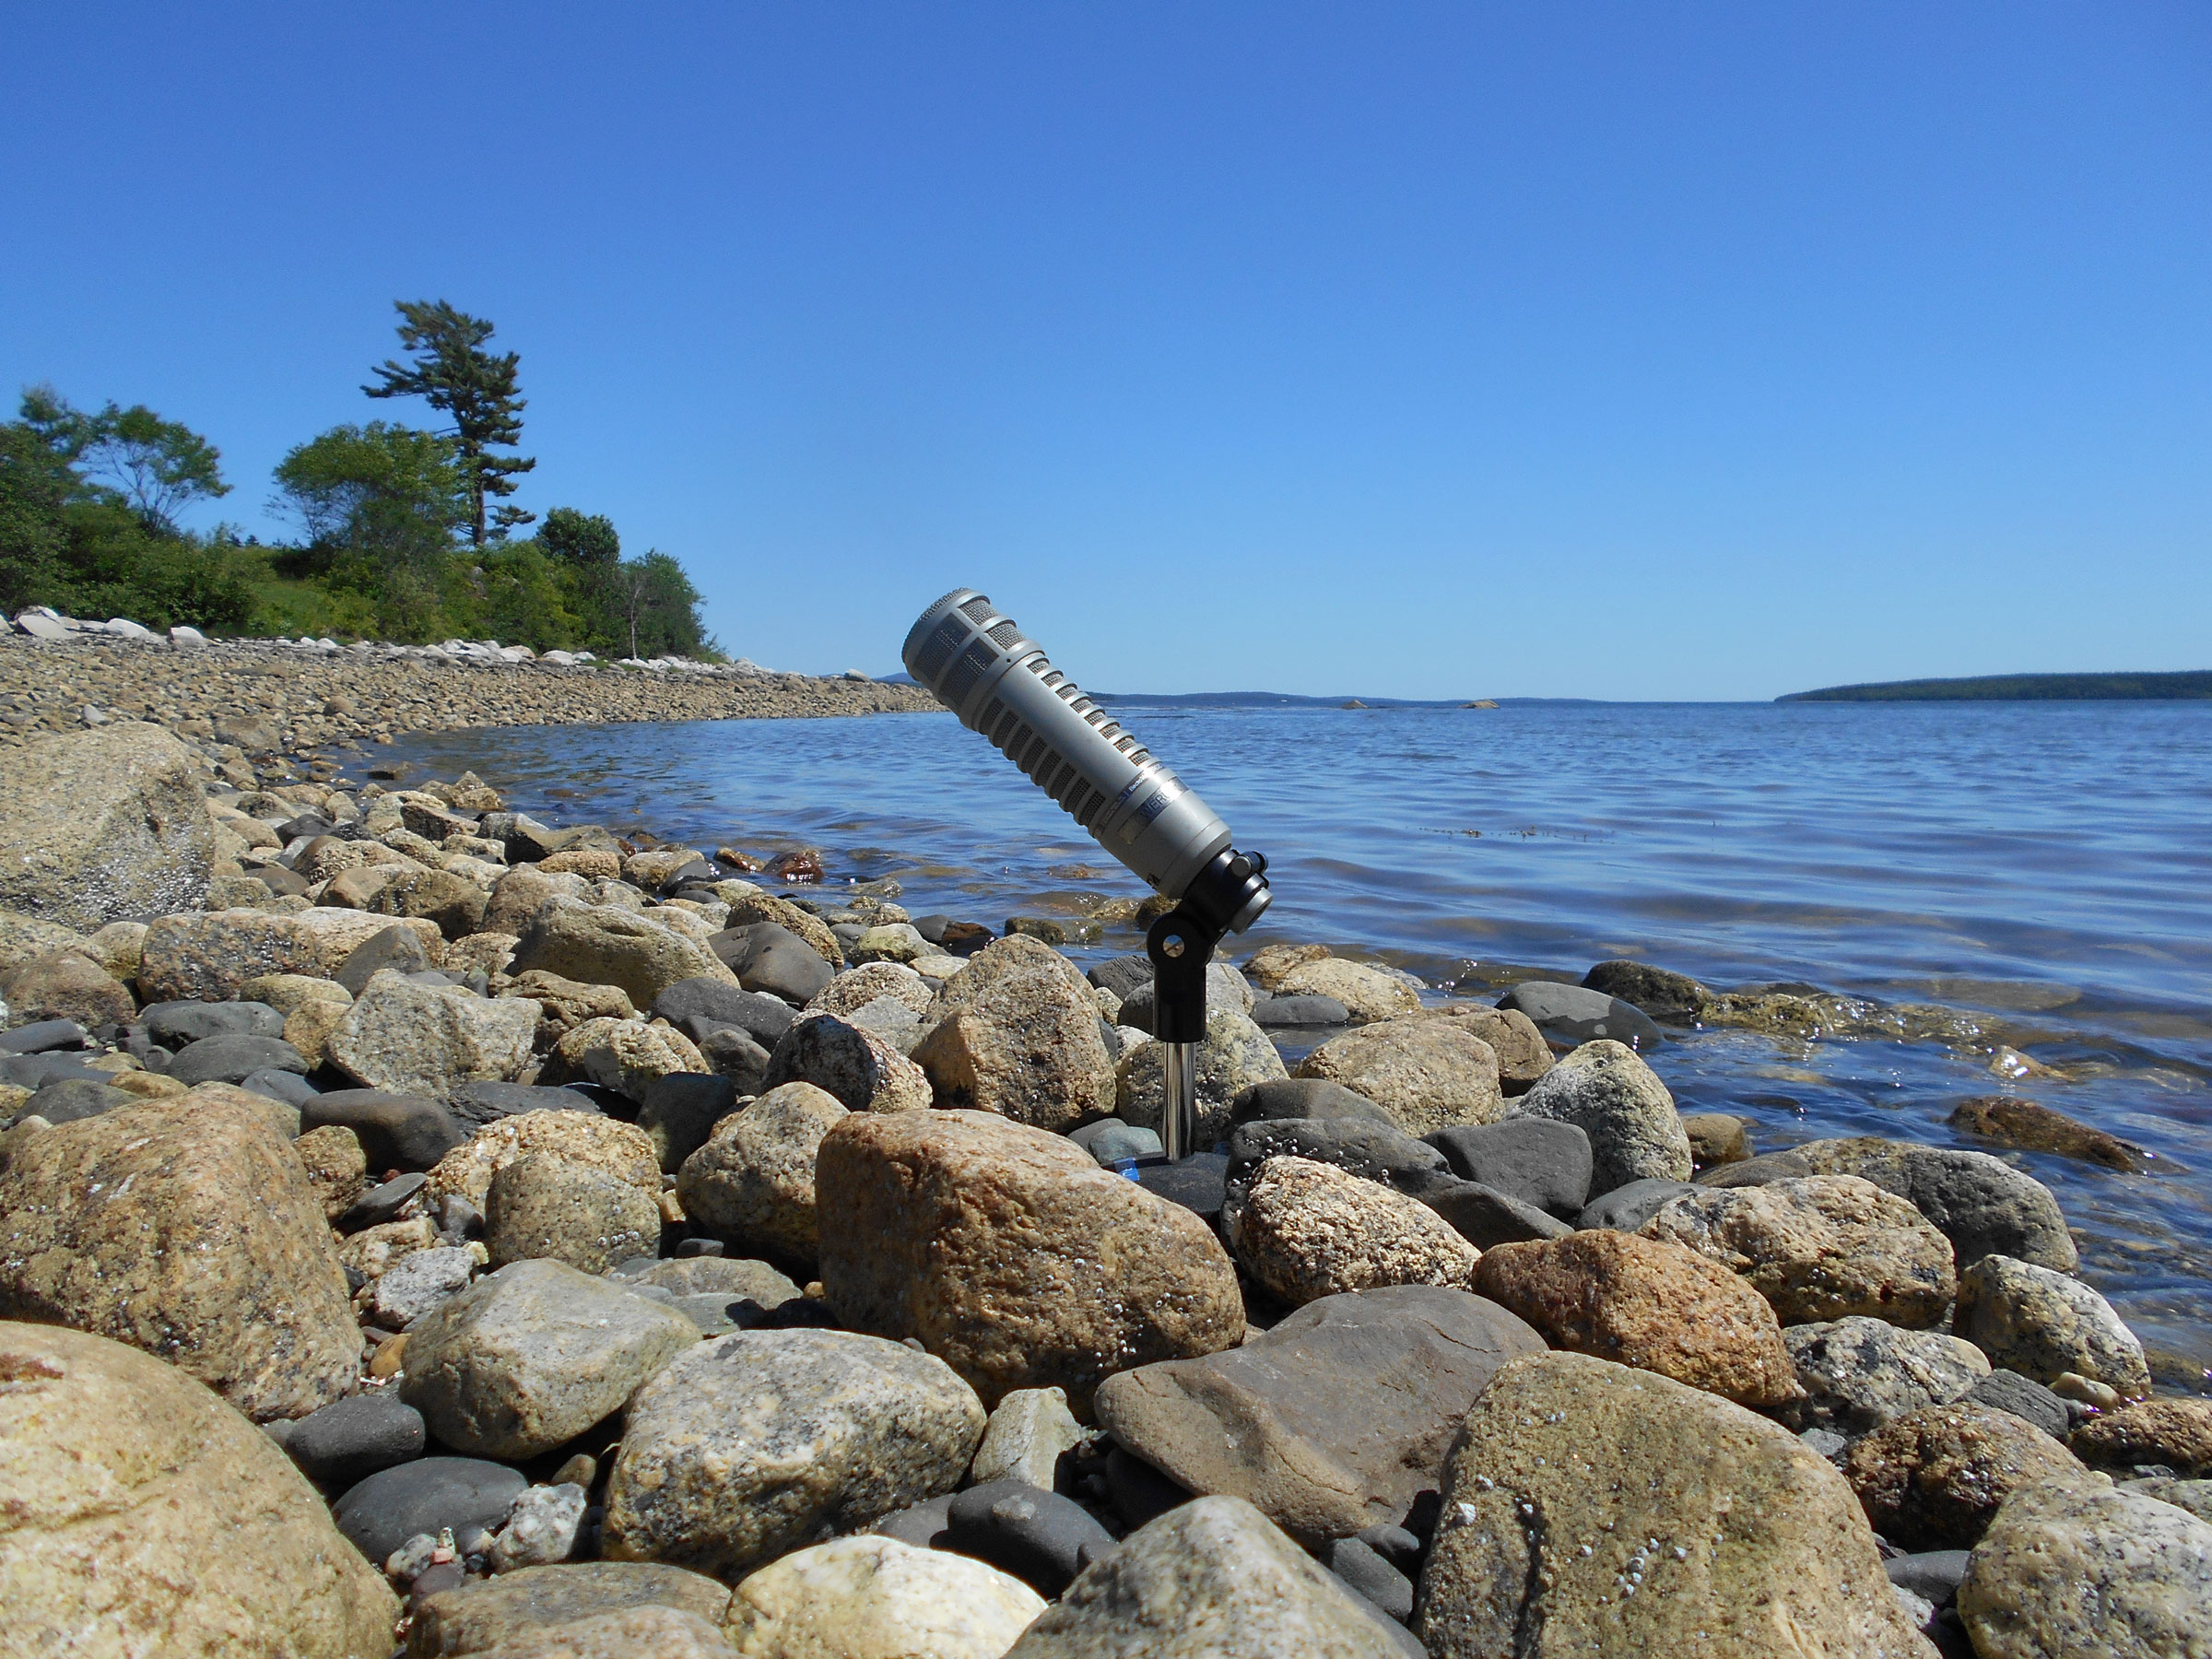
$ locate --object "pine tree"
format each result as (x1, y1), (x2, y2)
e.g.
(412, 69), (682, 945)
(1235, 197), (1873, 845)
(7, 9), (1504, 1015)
(364, 300), (536, 545)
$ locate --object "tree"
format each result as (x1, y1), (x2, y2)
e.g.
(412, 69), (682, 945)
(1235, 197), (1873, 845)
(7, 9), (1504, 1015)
(11, 386), (230, 531)
(271, 422), (470, 565)
(0, 419), (70, 611)
(364, 300), (535, 546)
(615, 549), (711, 661)
(539, 506), (620, 573)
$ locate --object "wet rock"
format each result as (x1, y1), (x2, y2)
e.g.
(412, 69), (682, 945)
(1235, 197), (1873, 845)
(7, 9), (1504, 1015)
(335, 1455), (531, 1568)
(1580, 959), (1712, 1022)
(712, 920), (835, 1003)
(287, 1391), (428, 1488)
(1228, 1076), (1396, 1130)
(486, 1152), (665, 1274)
(945, 1479), (1118, 1598)
(911, 949), (1117, 1132)
(1959, 1476), (2212, 1658)
(762, 1010), (931, 1114)
(817, 1109), (1243, 1408)
(1641, 1174), (1959, 1327)
(510, 899), (738, 1008)
(1269, 957), (1421, 1025)
(1507, 1039), (1692, 1194)
(2072, 1396), (2212, 1477)
(1786, 1136), (2077, 1272)
(1117, 1006), (1290, 1146)
(1004, 1495), (1406, 1658)
(328, 969), (531, 1107)
(1093, 1284), (1545, 1546)
(1947, 1096), (2148, 1171)
(424, 1109), (661, 1210)
(0, 724), (214, 929)
(1418, 1178), (1574, 1249)
(0, 1093), (359, 1418)
(371, 1243), (477, 1326)
(1783, 1317), (1992, 1436)
(1474, 1230), (1802, 1408)
(1289, 1015), (1505, 1138)
(1842, 1401), (2084, 1550)
(1425, 1002), (1555, 1092)
(403, 1259), (697, 1460)
(166, 1030), (307, 1087)
(1578, 1175), (1700, 1231)
(602, 1328), (984, 1580)
(676, 1080), (849, 1262)
(0, 1320), (399, 1656)
(302, 1087), (465, 1171)
(1953, 1254), (2151, 1396)
(551, 1016), (707, 1100)
(1682, 1112), (1752, 1167)
(1423, 1117), (1593, 1218)
(637, 1071), (740, 1171)
(1963, 1369), (2073, 1440)
(405, 1561), (733, 1657)
(0, 950), (135, 1029)
(1229, 1156), (1480, 1307)
(1497, 979), (1665, 1049)
(1414, 1351), (1929, 1659)
(971, 1384), (1087, 1490)
(727, 1534), (1046, 1656)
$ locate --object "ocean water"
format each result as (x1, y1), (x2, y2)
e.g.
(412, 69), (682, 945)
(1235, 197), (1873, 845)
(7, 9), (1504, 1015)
(393, 698), (2212, 1387)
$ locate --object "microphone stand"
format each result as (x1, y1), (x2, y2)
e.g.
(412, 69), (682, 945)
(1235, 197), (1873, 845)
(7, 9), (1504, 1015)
(1141, 846), (1269, 1162)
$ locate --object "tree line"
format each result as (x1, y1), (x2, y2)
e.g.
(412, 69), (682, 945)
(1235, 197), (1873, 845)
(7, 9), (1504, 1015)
(0, 301), (714, 659)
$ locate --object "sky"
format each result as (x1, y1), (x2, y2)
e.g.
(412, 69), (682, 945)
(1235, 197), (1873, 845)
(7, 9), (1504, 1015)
(3, 5), (2206, 700)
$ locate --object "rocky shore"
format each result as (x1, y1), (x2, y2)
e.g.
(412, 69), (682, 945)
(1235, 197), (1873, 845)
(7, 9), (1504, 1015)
(2, 716), (2207, 1659)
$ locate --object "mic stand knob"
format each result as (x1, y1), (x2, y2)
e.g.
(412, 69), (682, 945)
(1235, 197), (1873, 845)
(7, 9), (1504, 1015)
(1145, 908), (1226, 1161)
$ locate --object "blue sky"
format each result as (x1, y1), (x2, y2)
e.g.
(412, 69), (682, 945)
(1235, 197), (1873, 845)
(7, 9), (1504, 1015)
(4, 5), (2206, 699)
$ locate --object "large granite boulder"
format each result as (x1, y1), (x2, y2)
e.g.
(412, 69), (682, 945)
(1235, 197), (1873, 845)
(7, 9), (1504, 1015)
(817, 1109), (1243, 1409)
(602, 1329), (985, 1581)
(0, 1321), (398, 1657)
(1094, 1285), (1545, 1546)
(1290, 1016), (1504, 1136)
(1784, 1136), (2077, 1272)
(400, 1259), (699, 1460)
(0, 724), (214, 929)
(1414, 1351), (1932, 1659)
(1004, 1496), (1406, 1657)
(724, 1535), (1046, 1658)
(406, 1561), (731, 1658)
(1227, 1155), (1479, 1306)
(911, 944), (1115, 1131)
(1953, 1254), (2151, 1396)
(1505, 1038), (1691, 1194)
(327, 969), (538, 1102)
(1782, 1317), (1991, 1436)
(0, 1094), (359, 1419)
(424, 1109), (662, 1210)
(761, 1011), (932, 1114)
(1841, 1402), (2084, 1550)
(138, 907), (441, 1003)
(480, 865), (595, 935)
(509, 900), (737, 1008)
(1474, 1230), (1801, 1408)
(675, 1081), (847, 1261)
(1641, 1174), (1958, 1326)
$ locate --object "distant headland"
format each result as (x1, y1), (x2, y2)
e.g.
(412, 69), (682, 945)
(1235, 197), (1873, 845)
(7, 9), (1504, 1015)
(1779, 670), (2212, 702)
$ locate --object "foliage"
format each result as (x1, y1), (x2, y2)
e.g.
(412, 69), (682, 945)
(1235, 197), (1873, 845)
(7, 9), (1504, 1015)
(614, 549), (712, 660)
(365, 300), (535, 546)
(14, 384), (229, 532)
(271, 422), (470, 571)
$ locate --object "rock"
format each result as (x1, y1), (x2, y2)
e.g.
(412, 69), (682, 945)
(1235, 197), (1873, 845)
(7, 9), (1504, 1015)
(1003, 1495), (1407, 1658)
(1270, 958), (1421, 1025)
(510, 900), (737, 1009)
(0, 724), (215, 929)
(1425, 1003), (1554, 1091)
(341, 1215), (440, 1281)
(0, 1015), (88, 1055)
(487, 1482), (589, 1572)
(1474, 1230), (1803, 1408)
(371, 1243), (478, 1326)
(287, 1391), (429, 1488)
(615, 1253), (802, 1306)
(296, 1123), (371, 1219)
(1423, 1118), (1593, 1218)
(872, 1493), (959, 1550)
(14, 1077), (131, 1125)
(1220, 1115), (1455, 1218)
(2072, 1396), (2212, 1477)
(1252, 994), (1351, 1028)
(1066, 1116), (1163, 1166)
(676, 1081), (848, 1262)
(302, 1087), (465, 1171)
(487, 1153), (665, 1274)
(0, 1321), (399, 1656)
(762, 1011), (931, 1114)
(481, 865), (594, 935)
(165, 1030), (308, 1087)
(1413, 1351), (1929, 1658)
(0, 950), (135, 1029)
(1580, 959), (1712, 1022)
(1229, 1156), (1480, 1307)
(693, 1023), (772, 1090)
(1783, 1317), (1992, 1435)
(725, 1535), (1046, 1657)
(1116, 1006), (1289, 1147)
(405, 1561), (732, 1657)
(602, 1328), (985, 1579)
(1784, 1136), (2077, 1273)
(1507, 1039), (1691, 1194)
(552, 1016), (707, 1101)
(424, 1110), (662, 1210)
(1957, 1476), (2212, 1659)
(1964, 1369), (2074, 1440)
(1326, 1536), (1415, 1626)
(137, 907), (441, 1003)
(971, 1385), (1087, 1490)
(712, 921), (835, 1003)
(945, 1480), (1118, 1598)
(1947, 1096), (2148, 1172)
(369, 863), (489, 940)
(1418, 1179), (1574, 1249)
(1682, 1112), (1752, 1167)
(335, 1455), (531, 1568)
(1954, 1254), (2151, 1396)
(809, 960), (935, 1019)
(1641, 1174), (1959, 1327)
(637, 1071), (740, 1171)
(1842, 1402), (2084, 1550)
(1577, 1176), (1700, 1231)
(1094, 1284), (1546, 1545)
(653, 976), (795, 1045)
(817, 1109), (1244, 1409)
(911, 951), (1117, 1132)
(1497, 979), (1664, 1048)
(334, 919), (435, 994)
(450, 1079), (602, 1127)
(721, 886), (845, 964)
(0, 1093), (359, 1419)
(0, 910), (91, 974)
(1290, 1016), (1504, 1136)
(2125, 1477), (2212, 1523)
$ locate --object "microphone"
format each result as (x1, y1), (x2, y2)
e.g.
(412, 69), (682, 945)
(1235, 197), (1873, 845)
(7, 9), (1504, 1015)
(903, 588), (1274, 1159)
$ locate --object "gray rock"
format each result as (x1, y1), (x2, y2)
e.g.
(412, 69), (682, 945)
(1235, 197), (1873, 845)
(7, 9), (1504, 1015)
(601, 1328), (985, 1580)
(1419, 1179), (1574, 1249)
(486, 1152), (664, 1275)
(1423, 1117), (1594, 1218)
(371, 1244), (477, 1327)
(167, 1032), (307, 1087)
(0, 724), (215, 929)
(1886, 1549), (1971, 1606)
(140, 999), (287, 1043)
(406, 1560), (733, 1657)
(653, 976), (795, 1045)
(1964, 1369), (2073, 1440)
(1580, 959), (1712, 1022)
(692, 1021), (772, 1091)
(1086, 955), (1156, 1004)
(611, 1253), (803, 1312)
(1788, 1136), (2078, 1272)
(238, 1065), (319, 1108)
(18, 1077), (133, 1125)
(2124, 1478), (2212, 1524)
(335, 924), (433, 997)
(488, 1483), (588, 1572)
(1577, 1176), (1700, 1231)
(334, 1456), (530, 1569)
(326, 970), (538, 1105)
(1002, 1496), (1408, 1658)
(675, 1080), (848, 1261)
(947, 1478), (1118, 1596)
(1116, 1007), (1288, 1147)
(0, 1017), (88, 1055)
(286, 1392), (427, 1488)
(712, 922), (832, 1004)
(400, 1259), (700, 1460)
(971, 1385), (1088, 1491)
(1066, 1117), (1162, 1167)
(871, 1492), (958, 1549)
(1954, 1253), (2152, 1395)
(0, 1051), (105, 1091)
(1783, 1316), (1992, 1435)
(1324, 1535), (1415, 1625)
(449, 1080), (602, 1128)
(1220, 1117), (1454, 1229)
(1509, 1039), (1691, 1194)
(1230, 1077), (1396, 1131)
(1696, 1147), (1818, 1188)
(1252, 994), (1351, 1028)
(637, 1071), (740, 1172)
(301, 1088), (463, 1172)
(1497, 980), (1664, 1048)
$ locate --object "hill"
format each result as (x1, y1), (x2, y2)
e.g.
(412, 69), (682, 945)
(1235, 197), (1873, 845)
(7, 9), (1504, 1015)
(1779, 671), (2212, 702)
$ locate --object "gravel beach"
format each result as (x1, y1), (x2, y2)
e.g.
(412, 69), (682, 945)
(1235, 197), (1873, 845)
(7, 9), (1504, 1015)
(1, 623), (2207, 1659)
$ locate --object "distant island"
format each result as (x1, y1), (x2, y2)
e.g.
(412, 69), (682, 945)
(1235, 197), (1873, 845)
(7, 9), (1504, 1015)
(1780, 671), (2212, 702)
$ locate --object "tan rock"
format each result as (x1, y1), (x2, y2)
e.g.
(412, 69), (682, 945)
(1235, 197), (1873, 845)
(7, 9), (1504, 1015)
(537, 847), (622, 879)
(322, 865), (398, 909)
(722, 886), (845, 966)
(425, 1110), (662, 1209)
(0, 949), (135, 1028)
(911, 948), (1115, 1132)
(724, 1535), (1046, 1659)
(509, 900), (738, 1007)
(1243, 941), (1331, 991)
(339, 1216), (440, 1279)
(404, 1561), (733, 1659)
(445, 930), (520, 977)
(106, 1069), (187, 1100)
(1954, 1253), (2151, 1396)
(1475, 1230), (1803, 1408)
(1426, 1002), (1554, 1091)
(553, 1016), (708, 1100)
(81, 919), (148, 985)
(2072, 1396), (2212, 1477)
(0, 724), (215, 930)
(1842, 1401), (2084, 1549)
(239, 971), (352, 1016)
(328, 969), (541, 1102)
(1229, 1156), (1480, 1306)
(676, 1081), (847, 1261)
(1292, 1016), (1504, 1135)
(1272, 957), (1421, 1023)
(505, 969), (637, 1045)
(0, 1321), (399, 1658)
(295, 1123), (371, 1220)
(808, 960), (935, 1019)
(482, 865), (596, 934)
(137, 906), (441, 1002)
(285, 995), (351, 1067)
(764, 1012), (932, 1114)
